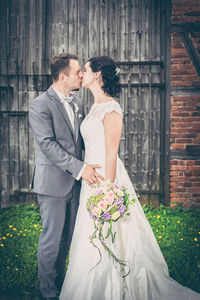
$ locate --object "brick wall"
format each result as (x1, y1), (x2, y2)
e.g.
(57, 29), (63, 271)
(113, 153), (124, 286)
(170, 0), (200, 208)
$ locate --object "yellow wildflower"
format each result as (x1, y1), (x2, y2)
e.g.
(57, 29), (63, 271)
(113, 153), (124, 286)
(162, 225), (165, 228)
(20, 231), (23, 233)
(6, 233), (10, 236)
(178, 232), (181, 234)
(33, 224), (37, 227)
(2, 237), (6, 240)
(23, 234), (26, 236)
(10, 235), (13, 237)
(157, 216), (160, 219)
(13, 228), (16, 231)
(181, 238), (183, 240)
(9, 225), (13, 228)
(177, 220), (180, 223)
(194, 238), (198, 242)
(0, 244), (4, 247)
(156, 230), (159, 232)
(196, 244), (199, 247)
(158, 236), (162, 239)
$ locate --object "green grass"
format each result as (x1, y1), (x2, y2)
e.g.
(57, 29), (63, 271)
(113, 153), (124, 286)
(0, 204), (200, 299)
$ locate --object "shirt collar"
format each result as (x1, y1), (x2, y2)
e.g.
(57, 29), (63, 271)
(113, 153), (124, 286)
(52, 86), (68, 103)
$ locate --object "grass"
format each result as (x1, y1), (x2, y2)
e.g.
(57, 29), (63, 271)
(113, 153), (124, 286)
(0, 203), (200, 299)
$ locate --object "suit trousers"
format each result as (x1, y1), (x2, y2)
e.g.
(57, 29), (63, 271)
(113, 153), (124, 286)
(37, 181), (81, 298)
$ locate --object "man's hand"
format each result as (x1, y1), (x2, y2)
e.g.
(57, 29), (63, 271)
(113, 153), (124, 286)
(81, 164), (104, 185)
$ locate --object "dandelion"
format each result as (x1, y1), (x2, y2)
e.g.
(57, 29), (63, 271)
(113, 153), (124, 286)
(177, 220), (180, 223)
(20, 231), (23, 233)
(162, 225), (165, 228)
(23, 234), (26, 236)
(181, 238), (183, 240)
(0, 244), (4, 247)
(156, 230), (159, 232)
(157, 216), (160, 219)
(13, 228), (17, 231)
(9, 225), (13, 228)
(178, 232), (181, 234)
(33, 224), (37, 227)
(158, 236), (162, 239)
(198, 232), (200, 235)
(194, 238), (198, 242)
(10, 234), (13, 237)
(6, 233), (10, 236)
(2, 237), (6, 240)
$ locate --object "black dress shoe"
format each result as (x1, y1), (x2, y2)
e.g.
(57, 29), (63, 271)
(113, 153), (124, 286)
(40, 296), (59, 300)
(43, 297), (59, 300)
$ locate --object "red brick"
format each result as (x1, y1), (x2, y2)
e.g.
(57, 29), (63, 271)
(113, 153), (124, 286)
(188, 187), (200, 192)
(170, 177), (187, 182)
(175, 138), (192, 143)
(170, 171), (179, 176)
(183, 182), (192, 187)
(171, 144), (185, 150)
(170, 160), (179, 165)
(188, 166), (200, 171)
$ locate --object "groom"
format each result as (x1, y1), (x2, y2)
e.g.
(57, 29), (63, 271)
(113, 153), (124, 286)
(29, 53), (104, 300)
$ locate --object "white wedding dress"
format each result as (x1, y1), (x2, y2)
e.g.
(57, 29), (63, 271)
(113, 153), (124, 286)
(60, 100), (200, 300)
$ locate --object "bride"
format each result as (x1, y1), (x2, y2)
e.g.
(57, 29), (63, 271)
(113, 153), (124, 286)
(59, 56), (200, 300)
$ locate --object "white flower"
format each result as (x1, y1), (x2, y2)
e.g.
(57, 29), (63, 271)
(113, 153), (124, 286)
(72, 102), (82, 118)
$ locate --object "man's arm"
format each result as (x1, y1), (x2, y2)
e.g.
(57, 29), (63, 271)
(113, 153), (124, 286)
(29, 100), (84, 179)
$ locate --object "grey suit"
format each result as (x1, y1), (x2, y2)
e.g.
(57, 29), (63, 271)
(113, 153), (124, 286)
(29, 85), (84, 298)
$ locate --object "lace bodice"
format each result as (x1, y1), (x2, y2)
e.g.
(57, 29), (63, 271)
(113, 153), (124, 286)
(80, 100), (122, 174)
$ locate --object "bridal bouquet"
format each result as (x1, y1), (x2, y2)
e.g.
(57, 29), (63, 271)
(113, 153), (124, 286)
(86, 180), (136, 278)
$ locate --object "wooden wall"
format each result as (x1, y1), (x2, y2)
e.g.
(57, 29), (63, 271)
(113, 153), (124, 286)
(0, 0), (170, 208)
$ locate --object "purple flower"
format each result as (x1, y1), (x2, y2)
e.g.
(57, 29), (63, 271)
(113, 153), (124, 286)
(89, 213), (96, 219)
(119, 204), (125, 214)
(103, 212), (111, 220)
(94, 189), (103, 194)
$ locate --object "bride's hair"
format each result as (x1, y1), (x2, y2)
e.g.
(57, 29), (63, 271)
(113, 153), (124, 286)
(88, 56), (121, 98)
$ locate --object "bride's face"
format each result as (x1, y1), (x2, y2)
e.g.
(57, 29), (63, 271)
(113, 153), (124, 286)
(82, 62), (96, 88)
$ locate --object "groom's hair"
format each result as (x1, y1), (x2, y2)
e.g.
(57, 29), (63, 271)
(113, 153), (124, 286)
(50, 53), (78, 81)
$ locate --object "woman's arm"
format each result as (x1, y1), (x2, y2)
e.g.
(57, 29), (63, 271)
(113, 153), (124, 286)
(103, 111), (122, 182)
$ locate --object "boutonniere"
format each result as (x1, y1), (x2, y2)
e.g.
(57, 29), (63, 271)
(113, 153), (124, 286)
(72, 101), (83, 119)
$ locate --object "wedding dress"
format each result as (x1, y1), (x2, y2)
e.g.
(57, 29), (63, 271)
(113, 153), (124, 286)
(60, 100), (200, 300)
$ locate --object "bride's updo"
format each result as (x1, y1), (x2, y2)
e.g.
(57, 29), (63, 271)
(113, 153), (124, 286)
(88, 56), (121, 98)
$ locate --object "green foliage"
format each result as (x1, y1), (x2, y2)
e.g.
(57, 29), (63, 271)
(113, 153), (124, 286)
(0, 204), (41, 299)
(0, 203), (200, 299)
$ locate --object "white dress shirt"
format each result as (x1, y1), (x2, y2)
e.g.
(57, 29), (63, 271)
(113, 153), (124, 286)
(52, 86), (86, 181)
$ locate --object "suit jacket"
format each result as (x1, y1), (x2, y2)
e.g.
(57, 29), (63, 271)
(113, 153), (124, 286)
(29, 85), (85, 197)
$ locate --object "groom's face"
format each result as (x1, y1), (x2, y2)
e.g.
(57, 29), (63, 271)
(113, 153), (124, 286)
(62, 59), (83, 90)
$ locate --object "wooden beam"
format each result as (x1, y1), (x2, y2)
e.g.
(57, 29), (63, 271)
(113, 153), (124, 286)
(171, 149), (200, 160)
(180, 32), (200, 76)
(171, 22), (200, 32)
(171, 86), (200, 95)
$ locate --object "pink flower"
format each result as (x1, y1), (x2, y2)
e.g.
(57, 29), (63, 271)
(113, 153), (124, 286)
(104, 196), (114, 205)
(92, 207), (102, 217)
(98, 201), (108, 212)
